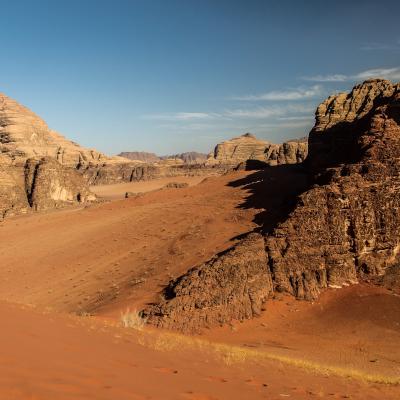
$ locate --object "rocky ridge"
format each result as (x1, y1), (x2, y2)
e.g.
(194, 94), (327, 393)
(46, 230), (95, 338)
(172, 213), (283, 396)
(144, 79), (400, 332)
(118, 151), (207, 164)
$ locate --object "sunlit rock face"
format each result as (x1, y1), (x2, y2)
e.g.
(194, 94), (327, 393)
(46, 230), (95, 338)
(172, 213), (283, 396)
(206, 132), (308, 167)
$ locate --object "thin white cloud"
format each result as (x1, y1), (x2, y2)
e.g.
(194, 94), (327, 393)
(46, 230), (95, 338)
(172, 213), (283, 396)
(277, 115), (313, 121)
(232, 85), (323, 101)
(302, 67), (400, 83)
(355, 67), (400, 81)
(144, 112), (220, 121)
(257, 120), (313, 129)
(361, 40), (400, 51)
(225, 104), (314, 119)
(146, 104), (314, 122)
(302, 74), (348, 82)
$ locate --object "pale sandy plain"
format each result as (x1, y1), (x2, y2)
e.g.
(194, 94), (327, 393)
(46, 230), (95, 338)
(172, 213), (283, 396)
(0, 172), (399, 399)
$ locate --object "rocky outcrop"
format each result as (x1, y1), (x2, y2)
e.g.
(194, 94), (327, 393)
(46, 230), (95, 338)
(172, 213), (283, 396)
(145, 233), (272, 332)
(25, 157), (95, 211)
(84, 162), (224, 185)
(145, 79), (400, 332)
(0, 163), (30, 218)
(206, 133), (308, 167)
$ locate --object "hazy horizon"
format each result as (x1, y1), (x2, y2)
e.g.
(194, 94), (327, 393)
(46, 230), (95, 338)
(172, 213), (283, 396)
(0, 0), (399, 155)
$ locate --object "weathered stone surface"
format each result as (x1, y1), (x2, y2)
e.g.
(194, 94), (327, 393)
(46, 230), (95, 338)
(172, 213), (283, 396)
(206, 133), (308, 167)
(0, 92), (116, 167)
(145, 79), (400, 332)
(25, 157), (95, 211)
(0, 163), (30, 218)
(144, 233), (272, 333)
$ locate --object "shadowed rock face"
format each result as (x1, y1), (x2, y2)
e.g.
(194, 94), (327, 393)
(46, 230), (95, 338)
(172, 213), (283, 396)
(145, 79), (400, 332)
(206, 133), (308, 167)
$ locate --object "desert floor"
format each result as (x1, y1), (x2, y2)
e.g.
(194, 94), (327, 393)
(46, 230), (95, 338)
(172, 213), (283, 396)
(0, 170), (399, 399)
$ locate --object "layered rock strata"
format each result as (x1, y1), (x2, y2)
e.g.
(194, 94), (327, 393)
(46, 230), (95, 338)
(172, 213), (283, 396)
(145, 79), (400, 332)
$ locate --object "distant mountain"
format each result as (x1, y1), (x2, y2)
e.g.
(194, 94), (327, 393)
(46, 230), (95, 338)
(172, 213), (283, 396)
(160, 152), (207, 164)
(118, 151), (207, 164)
(117, 151), (160, 163)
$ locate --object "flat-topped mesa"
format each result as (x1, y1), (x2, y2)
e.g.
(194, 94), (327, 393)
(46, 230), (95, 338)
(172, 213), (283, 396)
(206, 133), (308, 167)
(144, 79), (400, 333)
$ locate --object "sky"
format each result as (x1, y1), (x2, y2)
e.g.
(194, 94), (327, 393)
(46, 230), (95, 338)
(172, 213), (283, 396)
(0, 0), (399, 155)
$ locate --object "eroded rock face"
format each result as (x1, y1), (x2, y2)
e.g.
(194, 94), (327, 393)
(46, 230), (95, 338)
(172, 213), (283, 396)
(0, 93), (113, 167)
(0, 163), (30, 218)
(145, 233), (272, 333)
(25, 158), (95, 211)
(145, 79), (400, 332)
(206, 133), (308, 167)
(0, 92), (104, 218)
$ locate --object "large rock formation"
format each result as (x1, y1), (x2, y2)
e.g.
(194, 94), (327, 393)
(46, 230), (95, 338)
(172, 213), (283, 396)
(206, 133), (308, 167)
(0, 92), (112, 218)
(144, 79), (400, 332)
(0, 92), (113, 167)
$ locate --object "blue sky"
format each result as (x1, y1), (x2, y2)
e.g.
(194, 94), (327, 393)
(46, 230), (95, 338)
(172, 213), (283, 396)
(0, 0), (399, 155)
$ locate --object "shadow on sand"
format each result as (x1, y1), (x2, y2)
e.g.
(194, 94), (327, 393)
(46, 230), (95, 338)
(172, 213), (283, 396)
(228, 162), (311, 237)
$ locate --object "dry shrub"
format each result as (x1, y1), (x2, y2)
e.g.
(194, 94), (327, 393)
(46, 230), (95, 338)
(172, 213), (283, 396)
(120, 308), (147, 330)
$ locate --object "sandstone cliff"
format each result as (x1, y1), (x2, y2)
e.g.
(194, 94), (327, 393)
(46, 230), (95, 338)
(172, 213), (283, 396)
(0, 92), (115, 168)
(0, 92), (108, 218)
(144, 79), (400, 332)
(206, 133), (308, 167)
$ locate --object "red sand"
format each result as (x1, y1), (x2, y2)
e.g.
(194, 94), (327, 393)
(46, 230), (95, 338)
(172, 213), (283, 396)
(0, 171), (399, 399)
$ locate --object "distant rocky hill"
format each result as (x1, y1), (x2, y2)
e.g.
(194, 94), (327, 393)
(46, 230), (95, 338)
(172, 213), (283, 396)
(161, 152), (207, 164)
(118, 151), (207, 164)
(117, 151), (160, 163)
(145, 79), (400, 332)
(206, 133), (308, 167)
